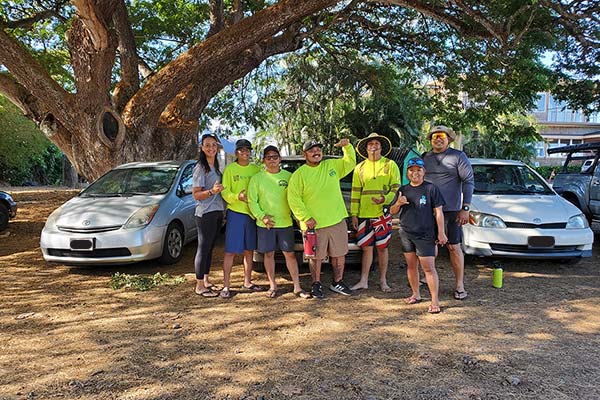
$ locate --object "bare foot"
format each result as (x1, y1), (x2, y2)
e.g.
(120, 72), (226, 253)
(351, 282), (368, 290)
(380, 284), (392, 293)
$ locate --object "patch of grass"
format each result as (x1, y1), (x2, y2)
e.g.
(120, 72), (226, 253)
(110, 272), (185, 291)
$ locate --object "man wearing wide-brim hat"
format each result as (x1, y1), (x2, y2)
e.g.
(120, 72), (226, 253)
(350, 132), (400, 292)
(422, 125), (474, 301)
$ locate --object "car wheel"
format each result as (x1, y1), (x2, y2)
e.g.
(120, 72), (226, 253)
(159, 222), (184, 264)
(0, 203), (9, 231)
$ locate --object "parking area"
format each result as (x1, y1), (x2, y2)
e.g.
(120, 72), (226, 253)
(0, 189), (599, 400)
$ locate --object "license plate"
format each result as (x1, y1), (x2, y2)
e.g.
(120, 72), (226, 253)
(70, 238), (95, 251)
(528, 236), (555, 248)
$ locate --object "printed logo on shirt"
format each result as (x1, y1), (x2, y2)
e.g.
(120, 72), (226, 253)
(420, 195), (427, 205)
(328, 169), (336, 177)
(233, 175), (252, 182)
(278, 180), (288, 187)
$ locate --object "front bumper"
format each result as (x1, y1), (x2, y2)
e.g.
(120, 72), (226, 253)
(40, 225), (166, 265)
(462, 225), (594, 259)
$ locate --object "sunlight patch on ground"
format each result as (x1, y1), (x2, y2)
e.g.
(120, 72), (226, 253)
(546, 301), (600, 334)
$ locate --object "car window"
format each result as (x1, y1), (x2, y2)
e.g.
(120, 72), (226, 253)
(473, 165), (553, 195)
(179, 164), (194, 195)
(80, 166), (179, 197)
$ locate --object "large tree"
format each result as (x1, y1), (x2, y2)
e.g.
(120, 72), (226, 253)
(0, 0), (598, 180)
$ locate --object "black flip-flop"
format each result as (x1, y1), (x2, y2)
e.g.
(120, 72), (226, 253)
(241, 284), (264, 292)
(454, 290), (468, 300)
(196, 289), (218, 298)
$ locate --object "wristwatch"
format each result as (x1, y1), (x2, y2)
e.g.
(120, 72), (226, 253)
(462, 205), (470, 211)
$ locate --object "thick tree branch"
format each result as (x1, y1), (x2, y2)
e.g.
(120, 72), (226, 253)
(208, 0), (225, 37)
(112, 0), (140, 112)
(123, 0), (339, 130)
(0, 30), (75, 129)
(162, 23), (306, 126)
(231, 0), (244, 25)
(0, 73), (37, 117)
(71, 0), (119, 50)
(68, 1), (118, 110)
(0, 73), (74, 159)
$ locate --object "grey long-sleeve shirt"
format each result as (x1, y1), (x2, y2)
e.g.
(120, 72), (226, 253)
(422, 147), (474, 212)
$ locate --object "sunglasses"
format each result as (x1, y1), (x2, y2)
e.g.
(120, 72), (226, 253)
(431, 132), (447, 140)
(407, 158), (425, 167)
(264, 155), (279, 160)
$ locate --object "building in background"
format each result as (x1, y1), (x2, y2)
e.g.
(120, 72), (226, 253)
(531, 93), (600, 166)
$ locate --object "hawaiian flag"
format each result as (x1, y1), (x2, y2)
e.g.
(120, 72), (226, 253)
(357, 213), (392, 248)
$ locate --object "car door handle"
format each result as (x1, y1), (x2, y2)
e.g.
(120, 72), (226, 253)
(592, 178), (600, 186)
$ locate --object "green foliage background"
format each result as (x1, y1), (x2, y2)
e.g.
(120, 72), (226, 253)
(0, 96), (63, 185)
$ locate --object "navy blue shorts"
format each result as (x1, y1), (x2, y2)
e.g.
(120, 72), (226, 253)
(443, 211), (463, 244)
(225, 210), (257, 253)
(398, 228), (436, 257)
(257, 226), (294, 253)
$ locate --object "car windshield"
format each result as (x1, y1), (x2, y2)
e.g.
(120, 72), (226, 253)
(80, 166), (179, 197)
(473, 164), (553, 195)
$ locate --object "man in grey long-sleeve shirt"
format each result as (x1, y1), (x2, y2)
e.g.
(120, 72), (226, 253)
(422, 125), (474, 300)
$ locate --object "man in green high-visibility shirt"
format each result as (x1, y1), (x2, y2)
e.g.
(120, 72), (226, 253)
(288, 138), (356, 299)
(247, 145), (311, 299)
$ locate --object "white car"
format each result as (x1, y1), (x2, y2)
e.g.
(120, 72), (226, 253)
(462, 158), (594, 262)
(41, 160), (198, 265)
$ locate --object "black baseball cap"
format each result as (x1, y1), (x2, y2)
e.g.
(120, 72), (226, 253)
(235, 139), (252, 150)
(263, 145), (280, 157)
(303, 140), (322, 152)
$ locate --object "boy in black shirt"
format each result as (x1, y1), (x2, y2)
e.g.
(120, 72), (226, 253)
(390, 157), (447, 313)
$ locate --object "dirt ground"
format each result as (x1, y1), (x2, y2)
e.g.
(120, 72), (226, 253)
(1, 188), (599, 400)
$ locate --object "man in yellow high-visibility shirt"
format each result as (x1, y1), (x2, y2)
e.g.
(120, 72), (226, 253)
(288, 138), (356, 299)
(349, 133), (400, 292)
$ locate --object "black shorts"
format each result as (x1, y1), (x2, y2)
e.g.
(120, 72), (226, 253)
(257, 226), (294, 253)
(398, 228), (436, 257)
(443, 211), (463, 244)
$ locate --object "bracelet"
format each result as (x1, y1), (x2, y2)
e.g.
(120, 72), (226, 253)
(208, 190), (213, 196)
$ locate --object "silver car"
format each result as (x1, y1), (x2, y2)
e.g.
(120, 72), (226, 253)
(41, 160), (198, 265)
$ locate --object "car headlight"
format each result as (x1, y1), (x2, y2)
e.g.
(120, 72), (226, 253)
(123, 204), (160, 229)
(566, 214), (589, 229)
(469, 212), (507, 228)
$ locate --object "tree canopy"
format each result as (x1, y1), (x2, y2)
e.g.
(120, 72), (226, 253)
(0, 1), (598, 179)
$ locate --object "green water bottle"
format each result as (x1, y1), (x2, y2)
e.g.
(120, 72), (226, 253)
(492, 267), (503, 288)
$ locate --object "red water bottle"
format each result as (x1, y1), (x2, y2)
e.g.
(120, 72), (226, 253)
(303, 229), (317, 258)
